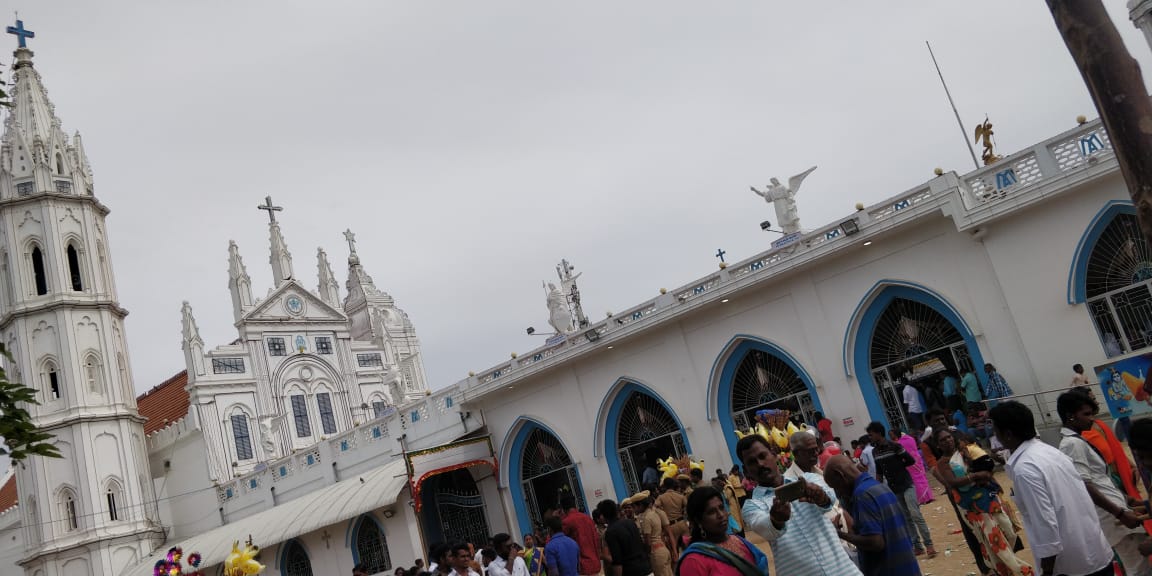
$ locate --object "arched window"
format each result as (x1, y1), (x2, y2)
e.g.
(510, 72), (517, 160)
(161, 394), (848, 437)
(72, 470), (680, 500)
(231, 412), (254, 461)
(117, 353), (129, 396)
(59, 487), (78, 531)
(354, 516), (392, 574)
(316, 391), (337, 435)
(290, 394), (311, 438)
(66, 244), (83, 291)
(1, 250), (11, 306)
(281, 540), (313, 576)
(84, 354), (104, 395)
(31, 245), (47, 295)
(55, 153), (64, 175)
(27, 497), (41, 544)
(1084, 212), (1152, 356)
(105, 479), (123, 522)
(44, 360), (60, 401)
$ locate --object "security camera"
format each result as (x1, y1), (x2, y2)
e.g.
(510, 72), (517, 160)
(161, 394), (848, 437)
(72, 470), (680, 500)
(760, 220), (772, 231)
(526, 327), (536, 335)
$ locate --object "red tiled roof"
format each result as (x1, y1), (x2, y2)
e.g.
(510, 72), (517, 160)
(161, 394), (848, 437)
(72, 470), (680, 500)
(137, 370), (190, 435)
(0, 476), (16, 512)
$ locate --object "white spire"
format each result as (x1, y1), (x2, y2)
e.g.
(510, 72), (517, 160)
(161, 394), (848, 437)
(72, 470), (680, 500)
(228, 240), (254, 321)
(181, 301), (202, 346)
(258, 196), (293, 286)
(268, 220), (294, 286)
(1, 46), (88, 198)
(181, 301), (206, 377)
(317, 247), (340, 306)
(343, 229), (394, 308)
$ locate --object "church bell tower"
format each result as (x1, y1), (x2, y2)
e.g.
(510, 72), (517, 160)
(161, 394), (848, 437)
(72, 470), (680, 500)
(0, 22), (163, 575)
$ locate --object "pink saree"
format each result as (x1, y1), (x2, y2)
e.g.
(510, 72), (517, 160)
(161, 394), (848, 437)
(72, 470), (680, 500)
(898, 433), (935, 504)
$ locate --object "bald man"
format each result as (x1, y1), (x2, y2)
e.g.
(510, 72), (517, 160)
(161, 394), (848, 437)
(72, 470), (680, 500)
(824, 456), (922, 576)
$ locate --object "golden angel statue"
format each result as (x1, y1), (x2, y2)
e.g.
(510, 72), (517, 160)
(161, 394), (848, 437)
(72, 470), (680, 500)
(974, 116), (1001, 166)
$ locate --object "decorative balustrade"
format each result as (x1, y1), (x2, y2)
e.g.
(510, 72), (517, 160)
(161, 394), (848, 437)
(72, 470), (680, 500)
(460, 121), (1119, 398)
(963, 121), (1112, 206)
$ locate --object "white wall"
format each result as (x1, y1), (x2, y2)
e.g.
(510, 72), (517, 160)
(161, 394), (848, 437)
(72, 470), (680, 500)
(475, 173), (1130, 538)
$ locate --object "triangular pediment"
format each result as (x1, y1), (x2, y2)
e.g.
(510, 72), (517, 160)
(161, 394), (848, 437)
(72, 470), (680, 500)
(243, 280), (348, 324)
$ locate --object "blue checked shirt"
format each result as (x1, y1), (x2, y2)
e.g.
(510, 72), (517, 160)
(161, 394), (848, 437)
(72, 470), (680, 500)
(742, 472), (863, 576)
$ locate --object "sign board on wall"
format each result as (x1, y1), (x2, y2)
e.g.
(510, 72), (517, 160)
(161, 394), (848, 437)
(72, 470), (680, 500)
(1094, 353), (1152, 419)
(842, 417), (854, 427)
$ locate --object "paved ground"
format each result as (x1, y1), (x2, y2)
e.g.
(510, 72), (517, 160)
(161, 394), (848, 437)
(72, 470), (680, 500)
(746, 470), (1035, 576)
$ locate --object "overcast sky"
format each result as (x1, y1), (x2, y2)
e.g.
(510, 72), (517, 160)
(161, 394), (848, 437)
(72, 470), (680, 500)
(7, 1), (1152, 398)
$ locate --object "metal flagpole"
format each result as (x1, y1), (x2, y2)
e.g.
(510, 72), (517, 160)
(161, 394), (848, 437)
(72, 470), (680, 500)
(927, 41), (981, 170)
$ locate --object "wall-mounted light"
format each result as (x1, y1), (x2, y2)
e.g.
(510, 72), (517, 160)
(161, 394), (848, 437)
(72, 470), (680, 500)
(839, 219), (860, 236)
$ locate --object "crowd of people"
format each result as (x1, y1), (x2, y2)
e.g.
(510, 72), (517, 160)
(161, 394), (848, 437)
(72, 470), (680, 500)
(381, 368), (1152, 576)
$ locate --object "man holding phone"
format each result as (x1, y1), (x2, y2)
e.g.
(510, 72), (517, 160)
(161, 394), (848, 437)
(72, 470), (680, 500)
(738, 434), (863, 575)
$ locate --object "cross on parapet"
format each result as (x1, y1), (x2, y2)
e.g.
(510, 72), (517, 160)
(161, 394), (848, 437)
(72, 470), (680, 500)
(6, 19), (34, 48)
(257, 196), (283, 223)
(715, 248), (727, 263)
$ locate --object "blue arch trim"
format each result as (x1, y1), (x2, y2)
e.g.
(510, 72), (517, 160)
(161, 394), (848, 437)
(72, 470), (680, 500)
(711, 336), (823, 466)
(277, 539), (311, 573)
(1068, 200), (1136, 304)
(850, 283), (986, 428)
(841, 280), (973, 376)
(602, 380), (691, 501)
(345, 513), (384, 562)
(504, 417), (588, 537)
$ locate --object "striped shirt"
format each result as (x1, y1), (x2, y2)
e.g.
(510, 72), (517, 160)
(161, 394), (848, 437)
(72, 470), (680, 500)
(847, 472), (920, 576)
(742, 473), (863, 576)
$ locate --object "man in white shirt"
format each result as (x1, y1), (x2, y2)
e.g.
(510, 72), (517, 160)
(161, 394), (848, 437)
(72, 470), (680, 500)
(990, 401), (1114, 576)
(486, 534), (529, 576)
(858, 438), (876, 478)
(1056, 392), (1151, 576)
(902, 383), (925, 431)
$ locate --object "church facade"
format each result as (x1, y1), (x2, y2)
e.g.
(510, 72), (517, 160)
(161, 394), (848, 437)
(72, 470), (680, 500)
(4, 11), (1152, 576)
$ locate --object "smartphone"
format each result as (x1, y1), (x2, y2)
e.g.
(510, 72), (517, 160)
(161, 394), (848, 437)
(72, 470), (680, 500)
(774, 479), (806, 503)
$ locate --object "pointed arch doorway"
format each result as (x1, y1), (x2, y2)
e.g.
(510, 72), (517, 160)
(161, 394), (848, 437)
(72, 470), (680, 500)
(602, 382), (690, 499)
(851, 283), (985, 432)
(507, 420), (587, 535)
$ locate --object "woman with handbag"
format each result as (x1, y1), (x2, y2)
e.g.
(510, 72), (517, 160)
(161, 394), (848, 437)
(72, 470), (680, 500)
(676, 486), (769, 576)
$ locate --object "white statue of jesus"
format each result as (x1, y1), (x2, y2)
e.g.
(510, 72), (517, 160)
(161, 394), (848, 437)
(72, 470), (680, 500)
(751, 166), (818, 234)
(545, 282), (574, 334)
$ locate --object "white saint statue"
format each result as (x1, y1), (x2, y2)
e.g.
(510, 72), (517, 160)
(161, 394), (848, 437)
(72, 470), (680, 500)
(750, 166), (818, 234)
(259, 413), (287, 459)
(545, 282), (574, 334)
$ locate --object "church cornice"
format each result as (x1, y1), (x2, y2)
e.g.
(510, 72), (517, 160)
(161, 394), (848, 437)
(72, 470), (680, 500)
(0, 191), (110, 216)
(0, 299), (128, 330)
(33, 408), (147, 431)
(18, 524), (165, 566)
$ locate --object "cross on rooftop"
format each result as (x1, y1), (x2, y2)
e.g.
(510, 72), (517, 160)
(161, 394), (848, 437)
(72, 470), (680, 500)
(6, 19), (34, 48)
(715, 248), (727, 263)
(257, 196), (283, 223)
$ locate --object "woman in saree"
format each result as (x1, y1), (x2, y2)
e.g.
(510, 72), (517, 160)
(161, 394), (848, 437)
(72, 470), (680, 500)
(890, 429), (934, 504)
(933, 428), (1033, 576)
(676, 486), (768, 576)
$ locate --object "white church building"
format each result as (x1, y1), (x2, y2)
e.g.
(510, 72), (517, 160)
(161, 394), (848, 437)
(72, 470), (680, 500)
(5, 7), (1152, 575)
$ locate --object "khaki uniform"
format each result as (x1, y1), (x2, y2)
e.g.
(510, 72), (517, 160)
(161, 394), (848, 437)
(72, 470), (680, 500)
(654, 490), (688, 552)
(636, 508), (672, 576)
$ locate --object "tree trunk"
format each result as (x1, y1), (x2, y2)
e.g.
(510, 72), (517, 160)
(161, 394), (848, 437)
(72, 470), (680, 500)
(1047, 0), (1152, 248)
